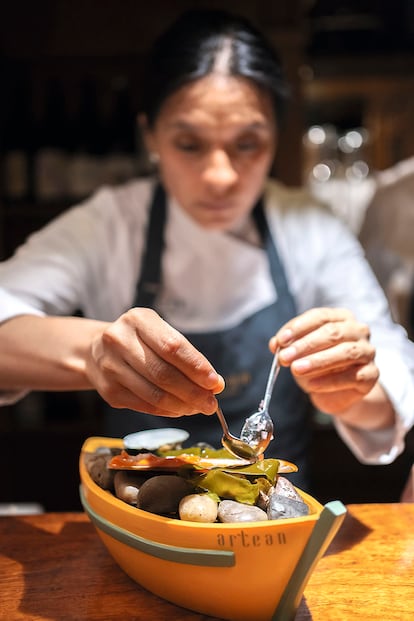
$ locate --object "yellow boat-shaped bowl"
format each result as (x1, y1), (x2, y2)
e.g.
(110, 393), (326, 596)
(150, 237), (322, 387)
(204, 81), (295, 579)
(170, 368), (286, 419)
(79, 436), (346, 621)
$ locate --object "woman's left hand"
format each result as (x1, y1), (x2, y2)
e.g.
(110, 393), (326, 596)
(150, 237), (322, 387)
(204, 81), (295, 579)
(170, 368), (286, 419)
(270, 307), (379, 416)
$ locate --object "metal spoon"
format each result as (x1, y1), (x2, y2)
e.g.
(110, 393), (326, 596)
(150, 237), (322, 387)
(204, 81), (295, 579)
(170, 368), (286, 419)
(215, 349), (279, 461)
(239, 349), (279, 455)
(215, 405), (258, 462)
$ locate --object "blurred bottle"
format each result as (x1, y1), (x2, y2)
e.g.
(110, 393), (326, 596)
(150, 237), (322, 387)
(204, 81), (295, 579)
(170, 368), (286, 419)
(34, 78), (70, 203)
(101, 76), (137, 186)
(1, 76), (33, 203)
(67, 78), (105, 201)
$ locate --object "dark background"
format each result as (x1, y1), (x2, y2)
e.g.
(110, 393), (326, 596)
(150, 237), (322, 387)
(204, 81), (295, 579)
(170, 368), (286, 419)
(1, 0), (414, 511)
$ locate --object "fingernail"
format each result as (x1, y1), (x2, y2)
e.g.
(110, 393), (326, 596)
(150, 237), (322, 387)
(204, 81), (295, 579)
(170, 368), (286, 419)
(206, 371), (219, 387)
(280, 346), (297, 362)
(279, 329), (294, 345)
(292, 358), (311, 373)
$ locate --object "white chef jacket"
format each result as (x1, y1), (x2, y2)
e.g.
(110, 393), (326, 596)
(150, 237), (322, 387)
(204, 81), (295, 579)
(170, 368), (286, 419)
(1, 177), (413, 464)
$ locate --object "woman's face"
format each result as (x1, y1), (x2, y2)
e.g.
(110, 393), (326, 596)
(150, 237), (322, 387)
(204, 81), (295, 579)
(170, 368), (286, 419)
(145, 74), (277, 231)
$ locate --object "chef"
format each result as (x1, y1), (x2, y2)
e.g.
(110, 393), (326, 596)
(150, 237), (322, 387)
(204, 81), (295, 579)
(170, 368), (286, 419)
(0, 9), (413, 489)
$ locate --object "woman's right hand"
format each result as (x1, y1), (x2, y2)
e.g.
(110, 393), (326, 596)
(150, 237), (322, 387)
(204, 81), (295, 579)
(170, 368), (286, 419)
(85, 308), (225, 417)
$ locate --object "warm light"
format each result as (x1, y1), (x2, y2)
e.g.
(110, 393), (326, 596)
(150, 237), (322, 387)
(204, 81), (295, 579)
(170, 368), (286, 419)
(307, 125), (327, 145)
(312, 162), (332, 182)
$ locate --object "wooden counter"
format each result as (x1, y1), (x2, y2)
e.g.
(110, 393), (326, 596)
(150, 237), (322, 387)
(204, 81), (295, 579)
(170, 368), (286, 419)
(1, 504), (413, 620)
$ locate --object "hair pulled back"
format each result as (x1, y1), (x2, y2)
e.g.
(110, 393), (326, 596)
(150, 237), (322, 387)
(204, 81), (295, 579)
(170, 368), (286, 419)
(141, 9), (288, 128)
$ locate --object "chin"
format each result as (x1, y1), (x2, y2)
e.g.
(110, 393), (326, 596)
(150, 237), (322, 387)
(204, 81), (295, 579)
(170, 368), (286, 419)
(194, 209), (248, 232)
(198, 218), (237, 232)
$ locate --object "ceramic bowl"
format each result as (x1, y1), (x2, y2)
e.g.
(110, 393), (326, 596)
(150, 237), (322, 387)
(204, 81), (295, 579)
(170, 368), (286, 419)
(79, 436), (346, 621)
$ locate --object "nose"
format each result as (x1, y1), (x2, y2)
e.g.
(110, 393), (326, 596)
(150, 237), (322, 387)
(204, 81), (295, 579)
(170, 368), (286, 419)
(202, 149), (238, 193)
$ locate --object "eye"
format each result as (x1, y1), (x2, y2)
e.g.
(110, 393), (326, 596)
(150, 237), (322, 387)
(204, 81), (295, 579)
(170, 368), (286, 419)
(237, 141), (257, 151)
(235, 135), (261, 152)
(176, 142), (199, 152)
(174, 135), (202, 153)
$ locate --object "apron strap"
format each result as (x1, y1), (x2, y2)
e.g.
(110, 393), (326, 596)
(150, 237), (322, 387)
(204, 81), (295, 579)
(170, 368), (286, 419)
(252, 199), (297, 317)
(133, 183), (166, 308)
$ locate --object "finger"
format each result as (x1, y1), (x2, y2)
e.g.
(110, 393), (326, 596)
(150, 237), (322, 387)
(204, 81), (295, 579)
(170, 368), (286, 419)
(278, 320), (371, 365)
(272, 307), (356, 349)
(101, 319), (223, 412)
(296, 362), (379, 395)
(310, 388), (370, 415)
(289, 341), (376, 377)
(126, 308), (224, 390)
(100, 381), (213, 418)
(96, 348), (219, 415)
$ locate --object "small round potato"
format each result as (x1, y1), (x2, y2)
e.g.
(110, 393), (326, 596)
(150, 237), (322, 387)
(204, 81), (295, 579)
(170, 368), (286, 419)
(179, 494), (218, 523)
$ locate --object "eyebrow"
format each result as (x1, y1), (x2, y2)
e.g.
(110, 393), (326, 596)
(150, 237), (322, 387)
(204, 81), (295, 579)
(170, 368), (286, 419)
(167, 120), (272, 132)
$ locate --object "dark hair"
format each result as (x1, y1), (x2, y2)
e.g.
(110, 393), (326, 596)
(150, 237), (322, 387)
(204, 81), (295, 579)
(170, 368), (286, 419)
(141, 9), (289, 128)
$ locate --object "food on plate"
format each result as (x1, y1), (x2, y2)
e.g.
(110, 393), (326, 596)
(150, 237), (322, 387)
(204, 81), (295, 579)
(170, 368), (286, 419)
(83, 430), (310, 523)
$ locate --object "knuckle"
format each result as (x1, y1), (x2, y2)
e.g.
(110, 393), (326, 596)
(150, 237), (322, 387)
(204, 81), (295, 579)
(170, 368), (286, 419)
(148, 383), (168, 408)
(159, 330), (182, 357)
(362, 324), (371, 340)
(127, 306), (155, 321)
(357, 363), (379, 384)
(99, 355), (118, 377)
(101, 325), (121, 348)
(147, 358), (173, 385)
(347, 343), (362, 361)
(188, 384), (208, 406)
(324, 322), (343, 344)
(124, 306), (159, 333)
(123, 307), (136, 320)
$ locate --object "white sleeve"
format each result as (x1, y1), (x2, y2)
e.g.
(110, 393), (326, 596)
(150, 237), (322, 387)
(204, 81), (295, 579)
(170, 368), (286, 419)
(0, 181), (151, 323)
(267, 186), (414, 465)
(335, 342), (414, 465)
(0, 288), (45, 323)
(316, 216), (414, 462)
(0, 197), (106, 320)
(320, 220), (414, 463)
(0, 201), (98, 406)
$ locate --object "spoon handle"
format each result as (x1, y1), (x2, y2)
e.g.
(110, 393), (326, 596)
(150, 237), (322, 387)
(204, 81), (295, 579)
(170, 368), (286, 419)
(216, 405), (230, 435)
(261, 349), (281, 412)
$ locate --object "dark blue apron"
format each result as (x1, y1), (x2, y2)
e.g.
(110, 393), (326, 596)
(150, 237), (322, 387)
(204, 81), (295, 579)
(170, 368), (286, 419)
(104, 184), (312, 488)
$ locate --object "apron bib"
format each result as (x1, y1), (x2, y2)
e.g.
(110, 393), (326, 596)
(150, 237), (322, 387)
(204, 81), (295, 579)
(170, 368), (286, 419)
(104, 184), (312, 488)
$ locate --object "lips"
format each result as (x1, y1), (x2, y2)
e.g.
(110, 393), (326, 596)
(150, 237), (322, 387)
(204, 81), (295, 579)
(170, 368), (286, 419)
(197, 201), (236, 211)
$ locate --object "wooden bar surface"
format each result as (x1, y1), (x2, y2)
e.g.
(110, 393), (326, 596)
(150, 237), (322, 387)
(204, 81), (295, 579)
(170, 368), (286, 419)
(0, 504), (413, 620)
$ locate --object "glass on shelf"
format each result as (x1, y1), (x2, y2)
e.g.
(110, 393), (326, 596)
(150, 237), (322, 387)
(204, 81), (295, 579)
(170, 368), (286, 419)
(303, 124), (376, 234)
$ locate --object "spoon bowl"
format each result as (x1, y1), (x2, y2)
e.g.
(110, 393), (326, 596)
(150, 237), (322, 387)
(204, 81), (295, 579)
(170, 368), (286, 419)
(216, 405), (258, 462)
(240, 348), (280, 456)
(239, 408), (274, 457)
